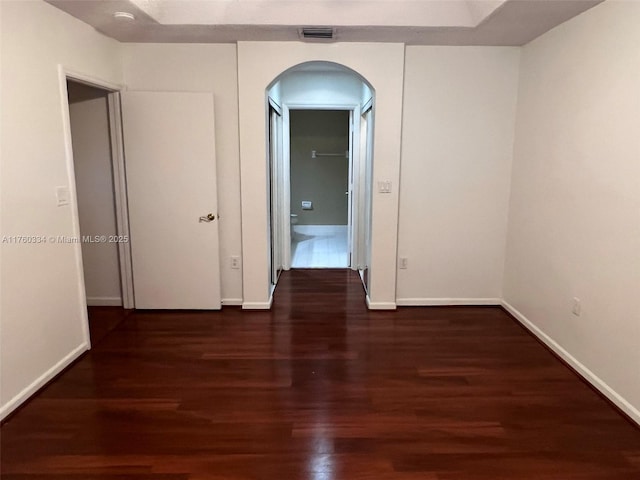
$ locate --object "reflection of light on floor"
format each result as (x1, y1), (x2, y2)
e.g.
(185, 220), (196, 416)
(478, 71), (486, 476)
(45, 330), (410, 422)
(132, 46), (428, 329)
(308, 423), (334, 480)
(309, 453), (334, 480)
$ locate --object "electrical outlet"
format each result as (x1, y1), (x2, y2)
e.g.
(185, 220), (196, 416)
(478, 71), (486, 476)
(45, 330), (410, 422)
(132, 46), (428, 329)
(399, 257), (408, 269)
(572, 297), (581, 316)
(378, 181), (392, 193)
(230, 256), (241, 269)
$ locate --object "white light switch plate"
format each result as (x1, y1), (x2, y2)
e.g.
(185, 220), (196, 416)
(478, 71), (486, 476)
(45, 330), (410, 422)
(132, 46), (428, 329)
(378, 181), (392, 193)
(55, 186), (70, 206)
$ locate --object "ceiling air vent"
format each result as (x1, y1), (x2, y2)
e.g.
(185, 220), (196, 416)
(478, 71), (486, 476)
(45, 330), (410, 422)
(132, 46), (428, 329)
(300, 27), (335, 41)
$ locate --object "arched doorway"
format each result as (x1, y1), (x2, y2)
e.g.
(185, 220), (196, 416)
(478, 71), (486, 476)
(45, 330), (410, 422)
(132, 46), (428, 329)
(265, 61), (375, 294)
(237, 42), (404, 310)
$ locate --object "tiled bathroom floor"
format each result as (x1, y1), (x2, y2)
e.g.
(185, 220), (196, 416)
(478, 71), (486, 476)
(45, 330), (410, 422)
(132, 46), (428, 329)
(291, 225), (349, 268)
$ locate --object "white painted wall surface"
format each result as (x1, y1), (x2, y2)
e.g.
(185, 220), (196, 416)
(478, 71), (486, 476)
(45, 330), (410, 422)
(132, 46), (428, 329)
(280, 71), (364, 106)
(122, 44), (242, 305)
(503, 0), (640, 422)
(397, 46), (520, 305)
(69, 96), (122, 306)
(237, 42), (405, 309)
(0, 0), (122, 418)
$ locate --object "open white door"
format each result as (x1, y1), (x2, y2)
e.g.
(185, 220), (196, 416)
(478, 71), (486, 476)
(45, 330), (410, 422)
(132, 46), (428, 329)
(122, 91), (221, 309)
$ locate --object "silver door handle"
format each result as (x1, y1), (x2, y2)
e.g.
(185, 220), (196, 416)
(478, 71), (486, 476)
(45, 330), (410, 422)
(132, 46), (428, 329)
(199, 213), (216, 222)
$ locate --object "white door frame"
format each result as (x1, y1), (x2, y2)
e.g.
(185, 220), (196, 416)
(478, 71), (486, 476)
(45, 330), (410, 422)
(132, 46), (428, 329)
(58, 66), (134, 347)
(280, 103), (362, 271)
(106, 92), (135, 309)
(268, 97), (283, 287)
(358, 101), (375, 292)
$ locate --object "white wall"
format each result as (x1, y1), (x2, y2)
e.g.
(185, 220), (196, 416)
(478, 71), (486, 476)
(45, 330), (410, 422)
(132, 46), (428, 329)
(503, 0), (640, 423)
(122, 44), (243, 305)
(0, 0), (123, 418)
(397, 46), (520, 305)
(237, 42), (405, 309)
(280, 71), (364, 106)
(69, 94), (122, 306)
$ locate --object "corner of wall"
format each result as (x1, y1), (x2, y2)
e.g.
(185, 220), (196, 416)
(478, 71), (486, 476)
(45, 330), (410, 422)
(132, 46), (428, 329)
(502, 300), (640, 426)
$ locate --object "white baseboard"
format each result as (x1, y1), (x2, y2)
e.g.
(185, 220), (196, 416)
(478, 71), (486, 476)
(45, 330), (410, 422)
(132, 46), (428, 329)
(501, 300), (640, 426)
(396, 297), (501, 307)
(86, 296), (122, 307)
(293, 225), (348, 235)
(242, 299), (273, 310)
(222, 298), (243, 306)
(0, 342), (89, 421)
(366, 296), (397, 310)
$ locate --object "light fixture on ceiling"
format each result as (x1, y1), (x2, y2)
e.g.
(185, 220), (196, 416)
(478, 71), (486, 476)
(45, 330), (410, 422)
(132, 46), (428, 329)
(113, 11), (136, 21)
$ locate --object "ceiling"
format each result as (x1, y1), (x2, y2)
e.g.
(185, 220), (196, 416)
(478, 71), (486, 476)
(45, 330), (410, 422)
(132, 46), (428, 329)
(46, 0), (604, 46)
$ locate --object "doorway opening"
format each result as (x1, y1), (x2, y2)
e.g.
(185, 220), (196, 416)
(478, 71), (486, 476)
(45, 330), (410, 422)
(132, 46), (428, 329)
(266, 61), (375, 292)
(65, 78), (133, 346)
(289, 109), (350, 268)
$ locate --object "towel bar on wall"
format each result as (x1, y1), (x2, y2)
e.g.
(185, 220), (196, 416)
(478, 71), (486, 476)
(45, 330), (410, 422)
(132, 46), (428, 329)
(311, 150), (348, 159)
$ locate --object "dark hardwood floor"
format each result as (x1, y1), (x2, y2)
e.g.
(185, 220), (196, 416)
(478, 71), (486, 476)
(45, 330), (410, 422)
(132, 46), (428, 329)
(87, 306), (131, 347)
(2, 269), (639, 479)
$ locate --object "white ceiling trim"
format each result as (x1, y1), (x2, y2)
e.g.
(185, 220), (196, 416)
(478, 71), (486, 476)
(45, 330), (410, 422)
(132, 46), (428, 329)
(45, 0), (604, 46)
(129, 0), (506, 28)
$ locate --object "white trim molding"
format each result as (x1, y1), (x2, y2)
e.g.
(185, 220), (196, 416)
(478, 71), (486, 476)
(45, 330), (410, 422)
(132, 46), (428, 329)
(366, 296), (397, 310)
(86, 297), (122, 307)
(107, 92), (135, 309)
(501, 300), (640, 426)
(396, 297), (501, 307)
(242, 298), (273, 310)
(0, 342), (89, 421)
(268, 96), (282, 115)
(58, 65), (92, 349)
(222, 298), (244, 306)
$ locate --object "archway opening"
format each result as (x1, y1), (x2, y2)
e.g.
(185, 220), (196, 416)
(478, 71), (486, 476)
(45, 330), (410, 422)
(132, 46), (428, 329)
(265, 61), (375, 294)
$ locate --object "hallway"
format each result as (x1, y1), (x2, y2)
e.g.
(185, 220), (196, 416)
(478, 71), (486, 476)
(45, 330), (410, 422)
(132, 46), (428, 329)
(1, 270), (639, 479)
(291, 225), (349, 268)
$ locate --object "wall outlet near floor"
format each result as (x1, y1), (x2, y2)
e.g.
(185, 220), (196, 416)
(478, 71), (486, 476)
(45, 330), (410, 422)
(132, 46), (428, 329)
(399, 257), (408, 269)
(572, 297), (581, 316)
(230, 256), (241, 269)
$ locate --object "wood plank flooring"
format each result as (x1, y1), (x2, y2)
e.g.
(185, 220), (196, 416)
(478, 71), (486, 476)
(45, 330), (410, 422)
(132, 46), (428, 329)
(2, 269), (639, 479)
(87, 306), (130, 347)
